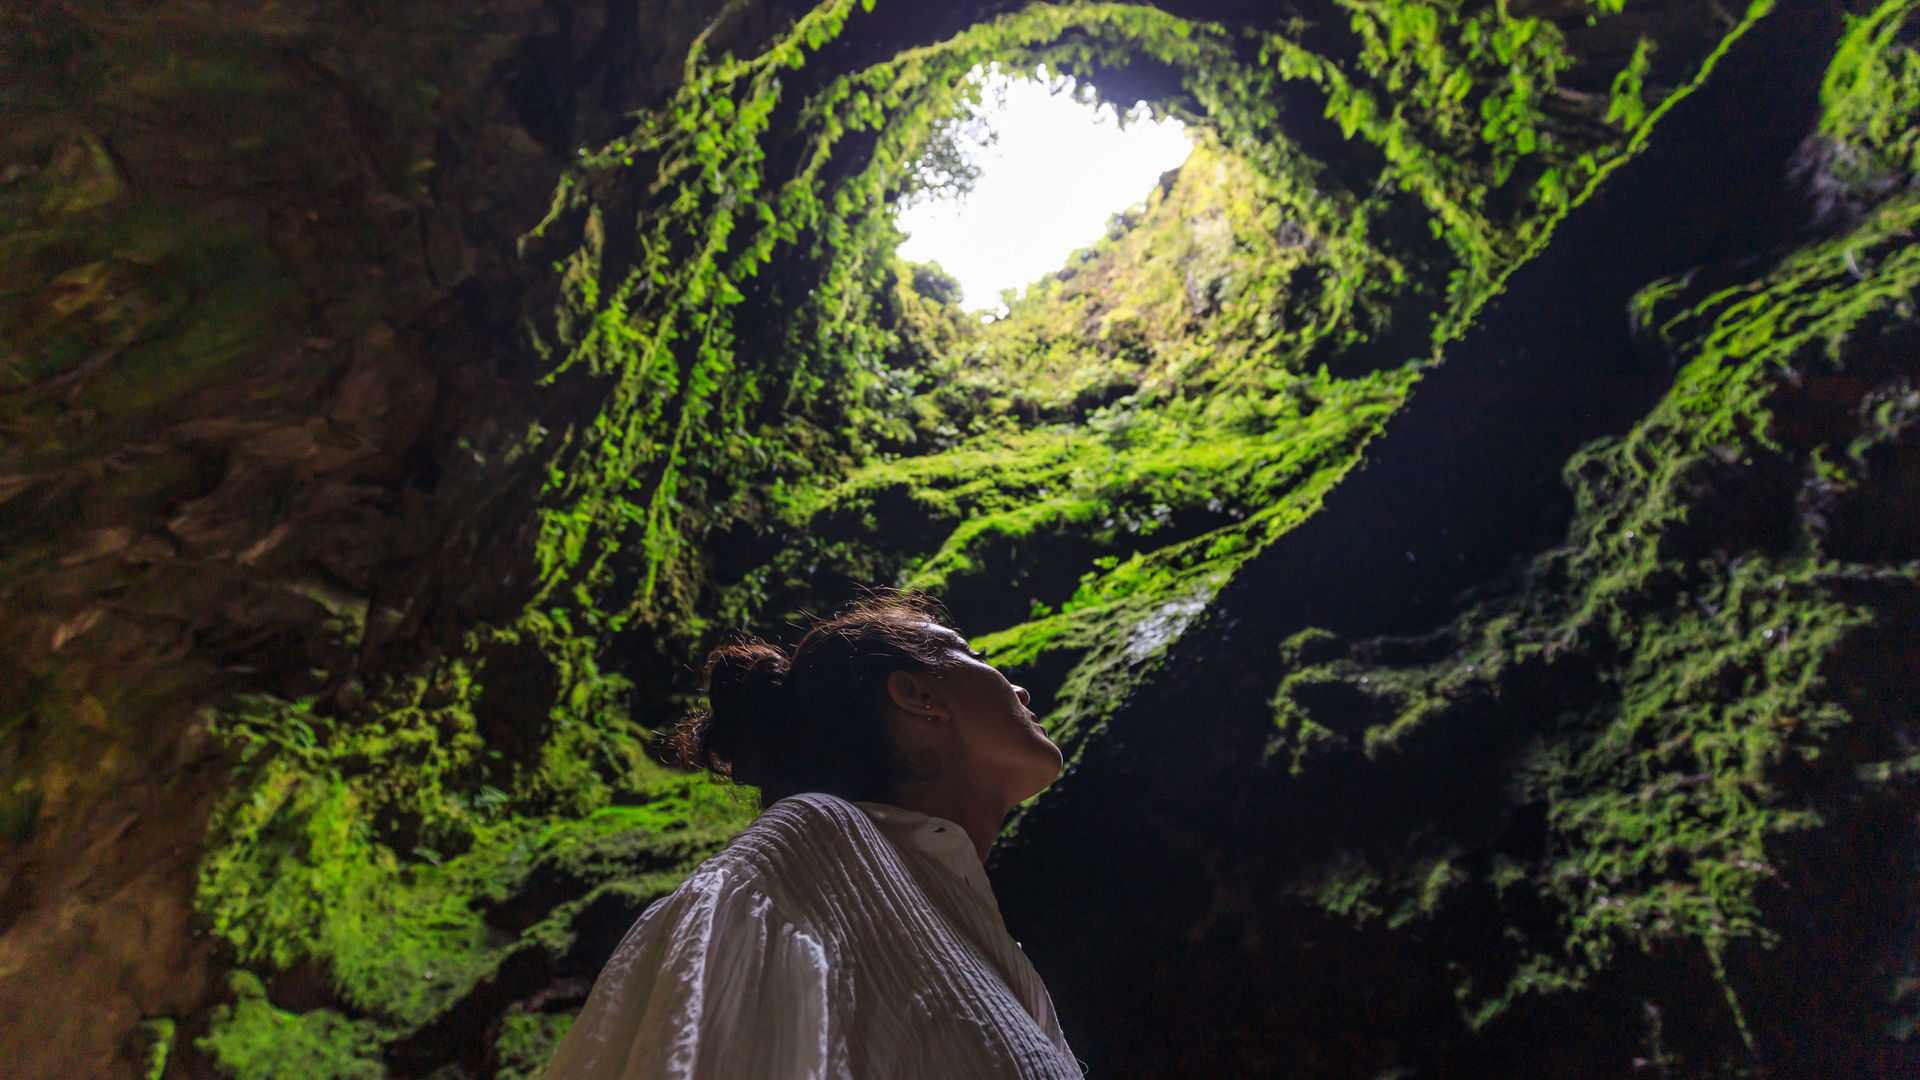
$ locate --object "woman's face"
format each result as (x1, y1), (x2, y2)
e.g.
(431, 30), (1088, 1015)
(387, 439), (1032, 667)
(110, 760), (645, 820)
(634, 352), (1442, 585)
(899, 626), (1064, 806)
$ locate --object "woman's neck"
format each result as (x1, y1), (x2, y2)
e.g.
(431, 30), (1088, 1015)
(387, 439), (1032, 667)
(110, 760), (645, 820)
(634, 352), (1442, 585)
(891, 780), (1011, 864)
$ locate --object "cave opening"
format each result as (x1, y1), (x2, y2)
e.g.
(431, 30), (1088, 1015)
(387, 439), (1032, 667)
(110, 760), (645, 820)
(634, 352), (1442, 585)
(588, 3), (1418, 726)
(890, 63), (1194, 313)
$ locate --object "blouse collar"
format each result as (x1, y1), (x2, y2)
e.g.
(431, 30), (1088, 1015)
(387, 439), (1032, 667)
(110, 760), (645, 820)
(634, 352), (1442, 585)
(851, 801), (986, 878)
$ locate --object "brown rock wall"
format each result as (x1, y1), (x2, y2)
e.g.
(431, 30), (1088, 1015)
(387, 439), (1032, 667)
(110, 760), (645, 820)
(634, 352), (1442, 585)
(0, 2), (771, 1074)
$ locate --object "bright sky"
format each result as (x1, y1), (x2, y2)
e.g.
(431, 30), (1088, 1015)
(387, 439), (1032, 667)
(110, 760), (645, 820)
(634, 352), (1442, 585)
(895, 69), (1193, 312)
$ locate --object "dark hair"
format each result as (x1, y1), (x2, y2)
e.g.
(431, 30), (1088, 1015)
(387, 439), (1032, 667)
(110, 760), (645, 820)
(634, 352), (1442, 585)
(666, 592), (962, 806)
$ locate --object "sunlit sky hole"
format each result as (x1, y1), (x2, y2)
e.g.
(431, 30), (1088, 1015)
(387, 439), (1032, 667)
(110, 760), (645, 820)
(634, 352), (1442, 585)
(895, 67), (1194, 313)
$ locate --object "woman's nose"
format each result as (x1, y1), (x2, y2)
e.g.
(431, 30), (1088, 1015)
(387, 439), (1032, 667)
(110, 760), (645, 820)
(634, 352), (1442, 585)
(1014, 684), (1030, 706)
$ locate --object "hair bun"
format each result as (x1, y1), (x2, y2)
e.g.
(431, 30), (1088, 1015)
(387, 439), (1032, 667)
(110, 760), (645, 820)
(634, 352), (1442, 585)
(681, 638), (792, 787)
(665, 592), (960, 805)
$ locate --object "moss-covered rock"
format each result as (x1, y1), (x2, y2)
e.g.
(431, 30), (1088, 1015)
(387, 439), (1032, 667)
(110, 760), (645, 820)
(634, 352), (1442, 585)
(989, 3), (1920, 1075)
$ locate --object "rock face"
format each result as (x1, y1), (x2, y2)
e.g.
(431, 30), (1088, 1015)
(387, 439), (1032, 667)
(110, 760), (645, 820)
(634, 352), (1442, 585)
(0, 1), (753, 1075)
(996, 5), (1920, 1074)
(2, 0), (1916, 1077)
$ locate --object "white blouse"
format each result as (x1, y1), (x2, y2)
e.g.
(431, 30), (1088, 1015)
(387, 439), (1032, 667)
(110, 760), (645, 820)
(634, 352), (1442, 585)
(542, 792), (1084, 1080)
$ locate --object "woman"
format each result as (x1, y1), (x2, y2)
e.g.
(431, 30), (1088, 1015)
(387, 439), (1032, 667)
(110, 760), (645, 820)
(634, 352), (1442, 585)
(543, 593), (1083, 1079)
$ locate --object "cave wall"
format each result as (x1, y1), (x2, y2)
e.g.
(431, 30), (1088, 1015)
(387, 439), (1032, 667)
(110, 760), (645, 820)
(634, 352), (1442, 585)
(0, 1), (773, 1074)
(3, 0), (1916, 1077)
(993, 4), (1920, 1075)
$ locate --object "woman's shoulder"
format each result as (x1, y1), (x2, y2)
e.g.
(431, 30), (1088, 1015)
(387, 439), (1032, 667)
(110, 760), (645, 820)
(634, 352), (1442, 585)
(761, 790), (867, 824)
(651, 794), (880, 911)
(742, 791), (885, 855)
(706, 793), (894, 881)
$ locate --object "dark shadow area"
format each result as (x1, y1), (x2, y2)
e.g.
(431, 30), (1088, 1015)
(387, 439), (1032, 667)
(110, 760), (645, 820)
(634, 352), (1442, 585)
(993, 5), (1893, 1076)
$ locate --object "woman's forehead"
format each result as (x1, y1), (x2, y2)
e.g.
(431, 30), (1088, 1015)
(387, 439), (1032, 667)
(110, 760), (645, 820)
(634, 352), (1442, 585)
(924, 623), (970, 651)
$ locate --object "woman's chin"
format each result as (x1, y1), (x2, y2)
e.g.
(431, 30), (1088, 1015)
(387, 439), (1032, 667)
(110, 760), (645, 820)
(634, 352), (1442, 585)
(1015, 735), (1064, 792)
(1040, 734), (1064, 773)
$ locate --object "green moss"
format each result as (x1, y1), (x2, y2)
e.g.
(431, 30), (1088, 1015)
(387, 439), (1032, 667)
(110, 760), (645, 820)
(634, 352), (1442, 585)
(1819, 0), (1920, 187)
(750, 348), (1412, 762)
(520, 0), (1709, 645)
(135, 1017), (175, 1080)
(500, 0), (1784, 869)
(159, 0), (1816, 1070)
(1267, 51), (1920, 1022)
(1301, 855), (1387, 925)
(955, 142), (1394, 399)
(493, 1011), (578, 1080)
(193, 615), (756, 1072)
(199, 747), (506, 1026)
(198, 972), (387, 1080)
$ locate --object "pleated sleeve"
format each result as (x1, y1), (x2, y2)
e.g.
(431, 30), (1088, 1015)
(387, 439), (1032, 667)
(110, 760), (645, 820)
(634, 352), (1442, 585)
(541, 864), (849, 1080)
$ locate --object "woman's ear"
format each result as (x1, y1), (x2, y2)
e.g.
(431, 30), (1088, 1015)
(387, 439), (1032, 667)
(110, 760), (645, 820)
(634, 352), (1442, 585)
(885, 669), (944, 719)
